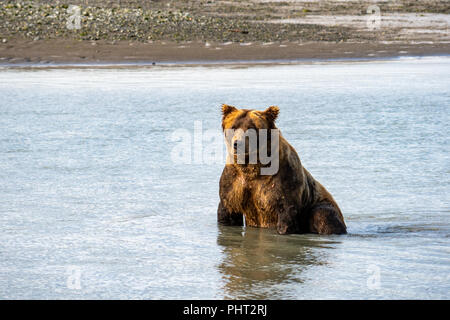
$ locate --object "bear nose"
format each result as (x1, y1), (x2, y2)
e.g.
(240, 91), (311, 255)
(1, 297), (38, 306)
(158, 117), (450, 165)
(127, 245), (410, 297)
(233, 141), (239, 150)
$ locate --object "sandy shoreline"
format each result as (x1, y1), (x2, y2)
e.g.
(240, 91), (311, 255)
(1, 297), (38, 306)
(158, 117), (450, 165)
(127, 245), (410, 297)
(0, 1), (448, 66)
(1, 39), (449, 66)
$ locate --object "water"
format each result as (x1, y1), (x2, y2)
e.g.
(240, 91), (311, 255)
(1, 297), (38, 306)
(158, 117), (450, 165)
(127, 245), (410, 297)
(0, 57), (449, 299)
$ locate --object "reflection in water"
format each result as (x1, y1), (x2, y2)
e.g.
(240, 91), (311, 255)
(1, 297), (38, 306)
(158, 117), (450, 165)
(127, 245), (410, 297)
(216, 225), (341, 299)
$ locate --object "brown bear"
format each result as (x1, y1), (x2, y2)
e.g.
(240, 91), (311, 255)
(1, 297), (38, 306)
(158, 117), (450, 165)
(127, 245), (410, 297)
(217, 104), (347, 235)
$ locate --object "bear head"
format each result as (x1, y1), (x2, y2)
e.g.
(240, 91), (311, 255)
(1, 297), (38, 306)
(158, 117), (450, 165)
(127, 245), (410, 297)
(221, 104), (280, 168)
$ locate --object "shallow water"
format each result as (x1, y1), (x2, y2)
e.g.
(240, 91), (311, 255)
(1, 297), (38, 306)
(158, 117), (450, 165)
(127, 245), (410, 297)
(0, 57), (449, 299)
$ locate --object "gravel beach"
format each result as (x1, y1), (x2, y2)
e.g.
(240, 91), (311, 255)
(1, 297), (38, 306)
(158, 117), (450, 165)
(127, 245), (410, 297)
(0, 0), (449, 64)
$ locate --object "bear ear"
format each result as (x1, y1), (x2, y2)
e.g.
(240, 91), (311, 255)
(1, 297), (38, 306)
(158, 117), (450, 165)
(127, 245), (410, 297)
(221, 104), (237, 117)
(263, 106), (279, 123)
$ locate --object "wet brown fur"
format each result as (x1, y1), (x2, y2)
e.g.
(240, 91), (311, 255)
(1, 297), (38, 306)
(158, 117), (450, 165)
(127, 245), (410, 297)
(218, 104), (347, 235)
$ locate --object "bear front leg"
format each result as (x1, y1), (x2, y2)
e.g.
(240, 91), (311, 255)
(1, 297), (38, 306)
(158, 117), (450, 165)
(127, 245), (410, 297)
(309, 203), (347, 235)
(276, 203), (300, 235)
(217, 201), (243, 226)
